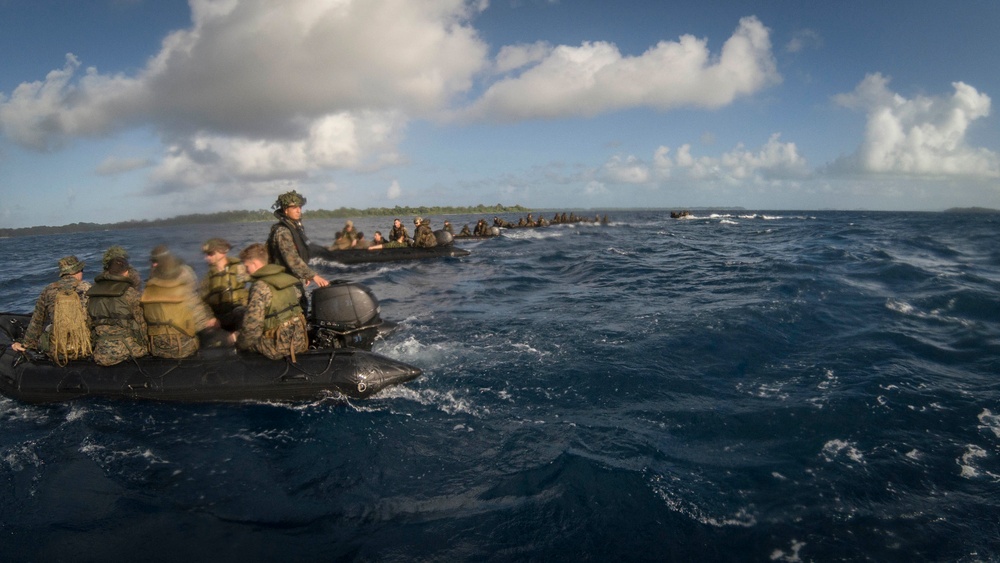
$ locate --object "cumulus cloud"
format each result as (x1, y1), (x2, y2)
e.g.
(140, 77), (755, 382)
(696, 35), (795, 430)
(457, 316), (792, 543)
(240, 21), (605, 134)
(832, 73), (999, 177)
(463, 16), (780, 121)
(387, 179), (402, 199)
(613, 133), (808, 186)
(0, 0), (487, 194)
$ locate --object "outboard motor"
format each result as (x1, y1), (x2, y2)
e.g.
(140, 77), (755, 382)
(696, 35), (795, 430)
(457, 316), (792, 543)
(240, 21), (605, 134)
(309, 281), (384, 350)
(434, 229), (454, 246)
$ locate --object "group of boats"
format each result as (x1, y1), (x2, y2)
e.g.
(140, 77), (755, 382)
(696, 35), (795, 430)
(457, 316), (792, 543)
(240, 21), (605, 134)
(0, 213), (607, 405)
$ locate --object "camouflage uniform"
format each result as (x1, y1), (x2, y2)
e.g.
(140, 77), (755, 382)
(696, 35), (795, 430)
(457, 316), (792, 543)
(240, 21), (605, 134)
(268, 219), (318, 281)
(237, 265), (307, 360)
(389, 223), (410, 245)
(88, 271), (148, 366)
(413, 220), (438, 248)
(22, 276), (91, 352)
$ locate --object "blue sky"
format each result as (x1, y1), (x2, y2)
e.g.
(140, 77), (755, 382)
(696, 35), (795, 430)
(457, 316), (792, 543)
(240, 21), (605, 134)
(2, 0), (999, 228)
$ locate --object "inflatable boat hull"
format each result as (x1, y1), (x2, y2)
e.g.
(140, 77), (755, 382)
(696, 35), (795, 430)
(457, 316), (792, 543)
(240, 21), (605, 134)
(0, 314), (420, 404)
(309, 243), (469, 264)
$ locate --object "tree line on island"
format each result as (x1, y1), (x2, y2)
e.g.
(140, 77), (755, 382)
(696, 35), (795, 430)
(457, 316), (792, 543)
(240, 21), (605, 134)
(0, 204), (532, 238)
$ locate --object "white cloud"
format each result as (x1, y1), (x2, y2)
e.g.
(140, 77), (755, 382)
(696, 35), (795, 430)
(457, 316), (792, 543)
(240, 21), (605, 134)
(387, 179), (402, 199)
(0, 0), (486, 194)
(601, 155), (651, 184)
(607, 134), (807, 187)
(464, 16), (780, 121)
(494, 42), (553, 74)
(785, 29), (822, 54)
(832, 73), (999, 177)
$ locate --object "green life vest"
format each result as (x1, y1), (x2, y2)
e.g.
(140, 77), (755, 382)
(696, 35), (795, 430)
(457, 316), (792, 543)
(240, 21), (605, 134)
(204, 257), (249, 308)
(252, 264), (303, 332)
(141, 277), (196, 337)
(87, 277), (134, 328)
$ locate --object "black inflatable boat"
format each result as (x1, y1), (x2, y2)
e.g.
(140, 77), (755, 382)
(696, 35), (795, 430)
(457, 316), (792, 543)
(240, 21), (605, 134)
(0, 281), (421, 404)
(309, 230), (470, 265)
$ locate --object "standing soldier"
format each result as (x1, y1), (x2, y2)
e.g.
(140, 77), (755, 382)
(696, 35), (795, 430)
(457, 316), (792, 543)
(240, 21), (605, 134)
(200, 237), (250, 331)
(87, 254), (148, 366)
(11, 256), (92, 365)
(266, 190), (329, 310)
(234, 243), (308, 361)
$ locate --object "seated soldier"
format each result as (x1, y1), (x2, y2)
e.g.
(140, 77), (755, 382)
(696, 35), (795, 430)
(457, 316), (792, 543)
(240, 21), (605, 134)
(11, 256), (92, 366)
(443, 220), (454, 235)
(88, 255), (148, 366)
(474, 219), (489, 236)
(142, 247), (215, 359)
(388, 218), (410, 246)
(368, 230), (407, 250)
(331, 221), (358, 250)
(233, 243), (308, 361)
(200, 238), (250, 331)
(459, 224), (472, 237)
(354, 231), (370, 249)
(412, 216), (438, 248)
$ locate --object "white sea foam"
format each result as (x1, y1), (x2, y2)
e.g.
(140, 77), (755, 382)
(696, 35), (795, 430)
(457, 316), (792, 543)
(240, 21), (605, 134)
(2, 442), (42, 472)
(374, 385), (483, 417)
(977, 409), (1000, 438)
(885, 297), (974, 327)
(770, 539), (806, 562)
(821, 439), (865, 464)
(957, 445), (990, 478)
(80, 437), (170, 466)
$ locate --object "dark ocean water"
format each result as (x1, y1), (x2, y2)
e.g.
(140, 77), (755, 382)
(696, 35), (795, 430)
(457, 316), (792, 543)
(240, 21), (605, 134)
(1, 210), (999, 562)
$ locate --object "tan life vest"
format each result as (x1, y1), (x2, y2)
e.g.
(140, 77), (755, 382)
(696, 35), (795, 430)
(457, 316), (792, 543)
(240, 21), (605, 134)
(141, 277), (196, 338)
(203, 257), (249, 308)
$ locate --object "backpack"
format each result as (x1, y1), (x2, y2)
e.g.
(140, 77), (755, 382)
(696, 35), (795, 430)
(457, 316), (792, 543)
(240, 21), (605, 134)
(49, 287), (92, 366)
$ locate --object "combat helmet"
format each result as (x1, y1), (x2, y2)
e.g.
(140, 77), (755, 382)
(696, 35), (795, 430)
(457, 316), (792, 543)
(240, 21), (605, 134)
(272, 190), (307, 210)
(102, 245), (129, 269)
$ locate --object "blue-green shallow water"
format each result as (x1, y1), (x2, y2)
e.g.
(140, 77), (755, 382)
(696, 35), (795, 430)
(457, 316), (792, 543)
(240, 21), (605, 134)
(1, 210), (999, 561)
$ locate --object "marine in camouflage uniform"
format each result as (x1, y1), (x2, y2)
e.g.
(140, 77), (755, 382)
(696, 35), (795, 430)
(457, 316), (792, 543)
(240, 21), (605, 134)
(200, 238), (250, 331)
(266, 190), (329, 287)
(412, 217), (438, 248)
(16, 256), (91, 357)
(236, 243), (308, 360)
(142, 248), (215, 359)
(103, 245), (142, 290)
(87, 256), (148, 366)
(389, 218), (410, 245)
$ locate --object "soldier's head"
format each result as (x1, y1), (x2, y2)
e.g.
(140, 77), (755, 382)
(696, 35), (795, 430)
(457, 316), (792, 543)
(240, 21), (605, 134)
(414, 216), (422, 226)
(239, 243), (269, 274)
(150, 245), (171, 265)
(102, 245), (129, 270)
(58, 255), (85, 278)
(151, 254), (182, 280)
(272, 190), (306, 220)
(202, 238), (231, 255)
(106, 256), (129, 276)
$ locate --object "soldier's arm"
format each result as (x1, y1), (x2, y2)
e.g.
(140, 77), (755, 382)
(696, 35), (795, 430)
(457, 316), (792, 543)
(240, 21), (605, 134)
(236, 282), (269, 351)
(275, 228), (318, 281)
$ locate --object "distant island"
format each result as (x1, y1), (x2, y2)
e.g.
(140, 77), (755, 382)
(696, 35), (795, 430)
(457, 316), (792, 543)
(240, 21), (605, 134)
(942, 207), (1000, 214)
(0, 204), (531, 238)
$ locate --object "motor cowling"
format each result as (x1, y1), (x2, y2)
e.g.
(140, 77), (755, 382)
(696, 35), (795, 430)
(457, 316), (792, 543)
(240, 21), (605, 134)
(310, 281), (381, 332)
(434, 229), (454, 246)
